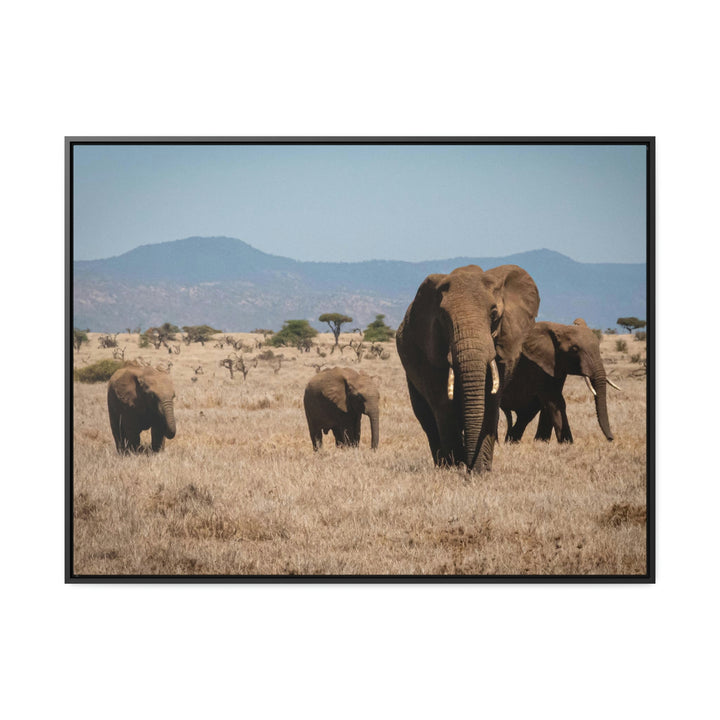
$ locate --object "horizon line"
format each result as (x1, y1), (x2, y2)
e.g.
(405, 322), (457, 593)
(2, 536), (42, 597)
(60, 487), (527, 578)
(74, 236), (646, 266)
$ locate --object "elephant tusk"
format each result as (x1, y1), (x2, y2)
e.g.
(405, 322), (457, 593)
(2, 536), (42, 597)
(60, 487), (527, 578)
(608, 378), (623, 392)
(584, 375), (597, 397)
(447, 368), (454, 400)
(490, 359), (500, 395)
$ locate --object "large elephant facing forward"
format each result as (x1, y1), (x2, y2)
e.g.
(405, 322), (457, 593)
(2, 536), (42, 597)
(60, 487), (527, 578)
(501, 320), (617, 443)
(107, 364), (177, 453)
(396, 264), (539, 472)
(304, 367), (380, 450)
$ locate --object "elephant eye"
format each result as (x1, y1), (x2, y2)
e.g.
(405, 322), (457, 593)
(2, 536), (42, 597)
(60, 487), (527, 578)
(571, 345), (579, 353)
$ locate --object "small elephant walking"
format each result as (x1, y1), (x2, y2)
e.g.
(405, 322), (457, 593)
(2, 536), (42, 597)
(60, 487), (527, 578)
(107, 364), (177, 453)
(303, 367), (380, 450)
(501, 320), (618, 443)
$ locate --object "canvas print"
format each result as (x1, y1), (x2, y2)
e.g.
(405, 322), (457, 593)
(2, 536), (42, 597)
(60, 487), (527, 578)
(68, 138), (652, 580)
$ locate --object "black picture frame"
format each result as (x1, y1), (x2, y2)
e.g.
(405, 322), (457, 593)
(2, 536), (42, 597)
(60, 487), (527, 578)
(66, 136), (654, 583)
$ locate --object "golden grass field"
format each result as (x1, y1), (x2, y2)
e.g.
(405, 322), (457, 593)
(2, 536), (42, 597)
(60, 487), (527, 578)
(72, 330), (647, 576)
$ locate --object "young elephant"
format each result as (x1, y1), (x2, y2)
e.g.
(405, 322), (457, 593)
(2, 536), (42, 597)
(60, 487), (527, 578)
(107, 364), (177, 453)
(303, 367), (380, 450)
(501, 320), (617, 443)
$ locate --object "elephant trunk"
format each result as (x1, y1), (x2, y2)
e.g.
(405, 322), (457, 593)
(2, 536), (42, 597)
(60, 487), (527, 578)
(368, 410), (379, 450)
(453, 332), (492, 471)
(161, 400), (176, 439)
(591, 376), (613, 441)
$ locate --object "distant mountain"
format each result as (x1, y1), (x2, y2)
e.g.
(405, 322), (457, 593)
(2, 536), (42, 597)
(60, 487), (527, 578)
(73, 236), (646, 333)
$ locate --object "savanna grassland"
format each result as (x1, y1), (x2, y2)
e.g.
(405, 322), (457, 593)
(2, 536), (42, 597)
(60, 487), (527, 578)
(72, 331), (648, 576)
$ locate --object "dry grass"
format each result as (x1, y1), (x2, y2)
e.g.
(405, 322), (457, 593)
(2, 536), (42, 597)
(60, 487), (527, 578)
(72, 331), (648, 576)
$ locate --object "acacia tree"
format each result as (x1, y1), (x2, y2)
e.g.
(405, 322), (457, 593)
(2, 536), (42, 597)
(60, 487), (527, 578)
(142, 322), (181, 349)
(617, 317), (647, 333)
(182, 324), (222, 346)
(319, 313), (353, 346)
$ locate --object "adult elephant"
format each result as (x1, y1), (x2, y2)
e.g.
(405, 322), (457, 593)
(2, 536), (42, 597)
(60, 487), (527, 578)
(303, 367), (380, 450)
(396, 264), (539, 472)
(107, 364), (177, 453)
(501, 320), (619, 443)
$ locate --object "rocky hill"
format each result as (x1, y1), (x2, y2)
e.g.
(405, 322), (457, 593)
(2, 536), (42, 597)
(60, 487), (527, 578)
(73, 236), (646, 332)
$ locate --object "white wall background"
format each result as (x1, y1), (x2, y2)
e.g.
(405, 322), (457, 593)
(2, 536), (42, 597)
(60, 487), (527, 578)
(2, 2), (715, 718)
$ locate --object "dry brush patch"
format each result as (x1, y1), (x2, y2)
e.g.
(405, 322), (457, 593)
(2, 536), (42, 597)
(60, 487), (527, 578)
(72, 332), (647, 576)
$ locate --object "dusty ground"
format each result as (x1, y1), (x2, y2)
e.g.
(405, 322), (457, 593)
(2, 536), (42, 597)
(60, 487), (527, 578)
(72, 330), (648, 576)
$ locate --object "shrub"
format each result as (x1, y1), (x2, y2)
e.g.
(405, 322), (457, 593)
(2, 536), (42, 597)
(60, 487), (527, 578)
(630, 354), (642, 363)
(634, 331), (647, 341)
(74, 359), (124, 383)
(268, 319), (318, 347)
(615, 340), (628, 353)
(605, 328), (617, 334)
(73, 328), (89, 351)
(363, 314), (395, 342)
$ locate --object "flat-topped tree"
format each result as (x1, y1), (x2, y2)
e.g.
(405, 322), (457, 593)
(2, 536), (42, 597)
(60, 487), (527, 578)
(319, 313), (353, 346)
(182, 324), (222, 346)
(616, 317), (647, 333)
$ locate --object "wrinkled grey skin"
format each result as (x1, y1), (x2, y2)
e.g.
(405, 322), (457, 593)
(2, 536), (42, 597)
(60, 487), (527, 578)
(107, 364), (177, 453)
(303, 367), (380, 450)
(501, 321), (613, 443)
(396, 264), (539, 472)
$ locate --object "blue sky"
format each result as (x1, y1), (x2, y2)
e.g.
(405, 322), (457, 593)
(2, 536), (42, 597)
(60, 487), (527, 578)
(73, 143), (647, 263)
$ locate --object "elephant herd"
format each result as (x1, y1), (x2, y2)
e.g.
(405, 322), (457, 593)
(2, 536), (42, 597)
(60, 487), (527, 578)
(107, 263), (617, 471)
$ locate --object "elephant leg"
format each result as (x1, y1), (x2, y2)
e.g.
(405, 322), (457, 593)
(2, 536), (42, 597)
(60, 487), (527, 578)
(306, 417), (323, 450)
(332, 426), (348, 447)
(407, 381), (443, 462)
(109, 411), (123, 453)
(115, 414), (141, 454)
(121, 427), (142, 453)
(151, 425), (166, 452)
(503, 409), (514, 443)
(556, 401), (573, 443)
(510, 399), (542, 442)
(541, 398), (573, 443)
(534, 409), (553, 441)
(311, 427), (323, 450)
(435, 417), (464, 467)
(352, 414), (362, 446)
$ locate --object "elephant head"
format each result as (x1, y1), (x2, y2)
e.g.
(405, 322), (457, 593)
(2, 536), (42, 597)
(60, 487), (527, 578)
(397, 264), (539, 471)
(327, 368), (380, 449)
(522, 321), (614, 440)
(112, 365), (177, 440)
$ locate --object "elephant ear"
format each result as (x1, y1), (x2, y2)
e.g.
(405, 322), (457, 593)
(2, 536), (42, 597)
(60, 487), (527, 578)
(400, 273), (449, 367)
(112, 368), (140, 407)
(483, 264), (540, 368)
(325, 370), (350, 413)
(522, 322), (558, 377)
